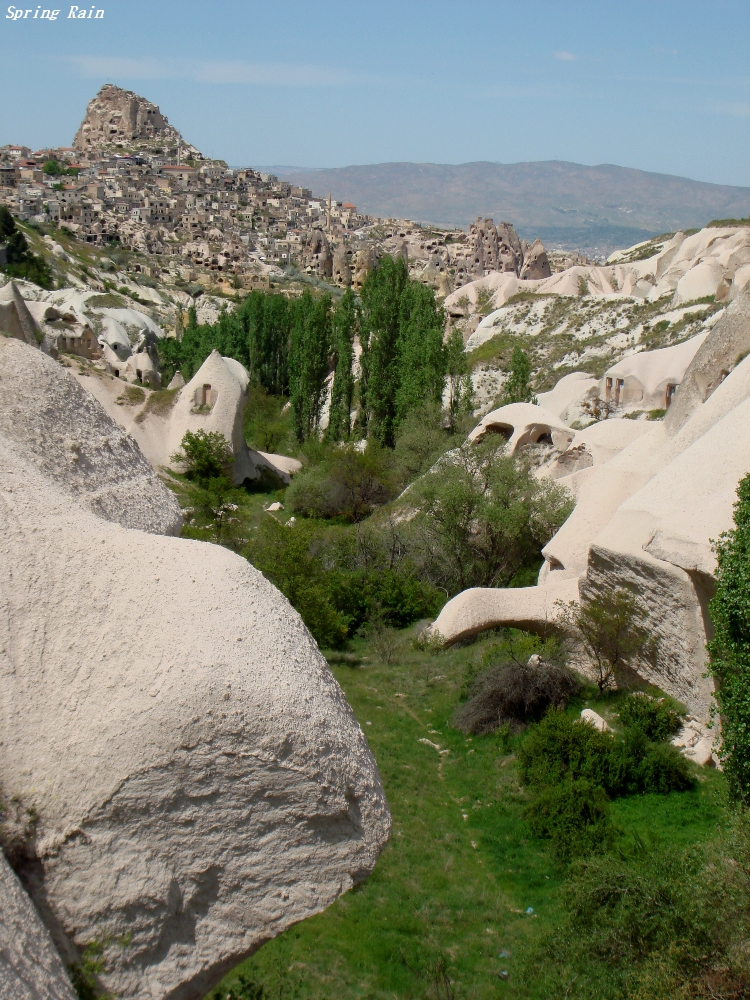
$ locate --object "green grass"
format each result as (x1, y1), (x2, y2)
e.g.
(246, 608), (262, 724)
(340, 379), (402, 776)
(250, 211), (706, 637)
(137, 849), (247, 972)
(211, 630), (725, 1000)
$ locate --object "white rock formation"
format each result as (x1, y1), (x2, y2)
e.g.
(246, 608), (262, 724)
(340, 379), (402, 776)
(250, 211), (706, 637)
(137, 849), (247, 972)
(579, 708), (610, 732)
(0, 336), (182, 535)
(598, 332), (708, 412)
(446, 224), (750, 323)
(0, 342), (390, 998)
(78, 349), (301, 486)
(0, 853), (77, 1000)
(0, 280), (43, 349)
(468, 401), (574, 453)
(431, 286), (750, 725)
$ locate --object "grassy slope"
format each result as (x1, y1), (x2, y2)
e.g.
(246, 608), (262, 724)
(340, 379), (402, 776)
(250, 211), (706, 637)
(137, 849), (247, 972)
(213, 629), (724, 1000)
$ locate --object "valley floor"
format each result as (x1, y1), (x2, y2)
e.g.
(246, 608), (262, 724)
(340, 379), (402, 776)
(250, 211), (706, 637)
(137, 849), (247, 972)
(211, 627), (725, 1000)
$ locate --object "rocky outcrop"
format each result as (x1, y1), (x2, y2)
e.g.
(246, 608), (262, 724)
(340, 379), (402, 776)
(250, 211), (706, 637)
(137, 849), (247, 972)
(665, 283), (750, 433)
(432, 306), (750, 726)
(0, 337), (182, 534)
(73, 84), (201, 158)
(519, 238), (552, 280)
(0, 853), (76, 1000)
(0, 343), (390, 997)
(0, 280), (43, 349)
(79, 349), (299, 487)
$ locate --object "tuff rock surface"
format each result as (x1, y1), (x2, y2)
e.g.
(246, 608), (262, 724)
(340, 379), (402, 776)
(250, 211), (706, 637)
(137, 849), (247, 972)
(0, 341), (390, 999)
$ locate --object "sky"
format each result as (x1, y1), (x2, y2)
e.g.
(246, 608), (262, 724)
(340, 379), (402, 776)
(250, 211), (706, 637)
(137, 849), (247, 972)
(2, 0), (749, 186)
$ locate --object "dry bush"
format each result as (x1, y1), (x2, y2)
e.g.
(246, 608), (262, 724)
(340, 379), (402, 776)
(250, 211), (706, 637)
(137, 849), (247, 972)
(453, 658), (580, 735)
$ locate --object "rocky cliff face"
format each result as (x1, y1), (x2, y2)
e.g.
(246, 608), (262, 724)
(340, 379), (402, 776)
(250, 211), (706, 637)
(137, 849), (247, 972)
(73, 84), (201, 157)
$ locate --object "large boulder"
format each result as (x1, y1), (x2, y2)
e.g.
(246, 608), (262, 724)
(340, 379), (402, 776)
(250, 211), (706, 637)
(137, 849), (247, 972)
(0, 339), (389, 997)
(0, 438), (390, 999)
(0, 853), (77, 1000)
(0, 337), (182, 535)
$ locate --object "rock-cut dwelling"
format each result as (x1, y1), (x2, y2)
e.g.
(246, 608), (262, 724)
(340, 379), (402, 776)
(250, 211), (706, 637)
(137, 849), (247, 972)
(429, 286), (750, 739)
(599, 333), (708, 412)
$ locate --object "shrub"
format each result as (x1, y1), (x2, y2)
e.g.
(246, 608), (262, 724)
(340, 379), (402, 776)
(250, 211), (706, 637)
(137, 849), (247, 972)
(525, 779), (615, 862)
(325, 567), (443, 632)
(172, 429), (233, 486)
(453, 660), (580, 735)
(618, 693), (684, 741)
(285, 444), (396, 522)
(518, 710), (693, 798)
(555, 589), (657, 693)
(524, 820), (750, 999)
(246, 516), (348, 649)
(708, 472), (750, 803)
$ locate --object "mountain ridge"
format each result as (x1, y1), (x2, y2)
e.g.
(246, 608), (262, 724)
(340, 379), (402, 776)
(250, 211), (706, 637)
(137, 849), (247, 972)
(255, 159), (750, 253)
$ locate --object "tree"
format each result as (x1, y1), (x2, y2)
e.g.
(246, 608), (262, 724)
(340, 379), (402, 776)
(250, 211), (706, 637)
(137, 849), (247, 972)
(502, 345), (534, 404)
(289, 291), (332, 442)
(0, 207), (52, 289)
(359, 255), (448, 447)
(445, 326), (473, 430)
(411, 439), (574, 595)
(359, 255), (409, 446)
(327, 288), (357, 442)
(171, 429), (234, 485)
(708, 473), (750, 803)
(555, 588), (656, 694)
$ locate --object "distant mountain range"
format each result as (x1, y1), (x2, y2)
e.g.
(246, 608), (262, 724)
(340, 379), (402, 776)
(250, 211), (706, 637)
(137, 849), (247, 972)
(255, 160), (750, 254)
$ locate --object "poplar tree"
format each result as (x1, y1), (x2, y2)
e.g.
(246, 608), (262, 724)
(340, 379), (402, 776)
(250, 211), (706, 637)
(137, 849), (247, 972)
(289, 291), (333, 442)
(359, 255), (447, 447)
(708, 472), (750, 802)
(327, 288), (357, 442)
(502, 345), (534, 404)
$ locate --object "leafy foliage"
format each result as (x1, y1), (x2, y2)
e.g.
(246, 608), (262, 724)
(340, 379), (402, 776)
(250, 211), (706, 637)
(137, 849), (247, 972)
(246, 516), (348, 648)
(410, 438), (574, 594)
(527, 819), (750, 999)
(618, 693), (684, 742)
(327, 288), (357, 442)
(556, 588), (657, 693)
(171, 429), (233, 485)
(525, 778), (616, 862)
(285, 444), (395, 522)
(0, 207), (53, 289)
(518, 710), (693, 798)
(501, 345), (534, 404)
(708, 472), (750, 803)
(359, 255), (447, 446)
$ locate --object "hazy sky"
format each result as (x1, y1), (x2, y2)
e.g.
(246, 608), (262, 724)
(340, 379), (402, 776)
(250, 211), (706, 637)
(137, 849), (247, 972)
(3, 0), (749, 186)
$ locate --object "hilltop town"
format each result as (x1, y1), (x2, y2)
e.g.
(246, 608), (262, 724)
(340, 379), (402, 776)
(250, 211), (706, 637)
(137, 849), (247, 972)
(0, 84), (575, 300)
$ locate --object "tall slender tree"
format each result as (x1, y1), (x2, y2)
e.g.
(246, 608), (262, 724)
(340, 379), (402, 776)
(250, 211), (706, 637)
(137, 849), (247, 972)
(289, 291), (333, 442)
(327, 288), (357, 442)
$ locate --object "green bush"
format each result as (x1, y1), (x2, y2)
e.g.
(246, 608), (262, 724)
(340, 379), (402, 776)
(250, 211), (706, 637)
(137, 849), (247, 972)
(526, 778), (615, 862)
(171, 429), (233, 486)
(518, 710), (693, 798)
(525, 820), (750, 999)
(285, 443), (396, 522)
(708, 472), (750, 803)
(325, 566), (443, 632)
(618, 693), (684, 741)
(246, 516), (348, 649)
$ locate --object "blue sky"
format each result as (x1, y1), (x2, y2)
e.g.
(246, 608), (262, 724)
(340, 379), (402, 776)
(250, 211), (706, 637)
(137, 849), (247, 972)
(2, 0), (749, 186)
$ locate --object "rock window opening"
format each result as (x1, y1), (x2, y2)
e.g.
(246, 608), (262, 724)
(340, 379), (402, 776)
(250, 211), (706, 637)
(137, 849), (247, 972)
(202, 384), (211, 407)
(614, 378), (624, 405)
(605, 377), (613, 401)
(666, 383), (677, 408)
